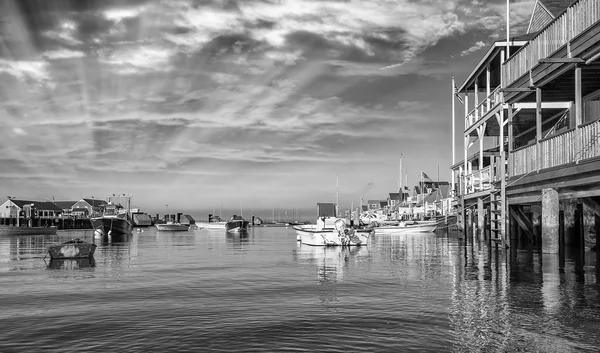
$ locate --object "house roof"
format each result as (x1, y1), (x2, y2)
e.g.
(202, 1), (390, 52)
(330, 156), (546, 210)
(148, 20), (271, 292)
(367, 200), (380, 204)
(539, 0), (576, 16)
(389, 192), (400, 200)
(82, 198), (108, 207)
(53, 200), (77, 210)
(9, 199), (63, 211)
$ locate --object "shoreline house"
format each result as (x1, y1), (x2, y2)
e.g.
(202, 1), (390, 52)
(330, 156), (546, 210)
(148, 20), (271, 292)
(71, 198), (108, 218)
(450, 0), (600, 252)
(0, 198), (64, 222)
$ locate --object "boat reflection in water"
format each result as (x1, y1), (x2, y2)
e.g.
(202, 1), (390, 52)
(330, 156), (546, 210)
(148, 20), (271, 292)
(47, 257), (96, 270)
(295, 244), (369, 284)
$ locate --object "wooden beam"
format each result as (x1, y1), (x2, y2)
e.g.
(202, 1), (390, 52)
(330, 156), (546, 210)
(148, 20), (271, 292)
(582, 197), (600, 217)
(536, 88), (542, 172)
(539, 58), (585, 64)
(510, 207), (534, 241)
(501, 88), (535, 92)
(513, 102), (571, 109)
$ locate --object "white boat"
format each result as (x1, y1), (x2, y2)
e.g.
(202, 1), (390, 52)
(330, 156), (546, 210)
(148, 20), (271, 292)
(196, 221), (226, 230)
(155, 222), (190, 231)
(293, 217), (372, 246)
(374, 220), (437, 234)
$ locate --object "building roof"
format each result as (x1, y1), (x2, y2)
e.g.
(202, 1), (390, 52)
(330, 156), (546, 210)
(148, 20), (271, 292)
(539, 0), (576, 16)
(81, 198), (108, 207)
(389, 192), (401, 200)
(8, 199), (63, 211)
(53, 200), (77, 210)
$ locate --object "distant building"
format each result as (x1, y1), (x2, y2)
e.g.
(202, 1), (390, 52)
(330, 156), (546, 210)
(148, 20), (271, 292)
(71, 198), (108, 217)
(0, 199), (63, 218)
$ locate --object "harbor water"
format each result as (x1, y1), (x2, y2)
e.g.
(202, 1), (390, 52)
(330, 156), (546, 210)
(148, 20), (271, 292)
(1, 227), (600, 352)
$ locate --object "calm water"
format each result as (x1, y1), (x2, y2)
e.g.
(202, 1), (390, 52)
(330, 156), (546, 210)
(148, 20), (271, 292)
(1, 227), (600, 352)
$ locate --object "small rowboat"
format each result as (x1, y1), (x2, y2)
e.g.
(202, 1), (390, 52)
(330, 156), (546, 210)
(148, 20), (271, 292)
(47, 238), (97, 259)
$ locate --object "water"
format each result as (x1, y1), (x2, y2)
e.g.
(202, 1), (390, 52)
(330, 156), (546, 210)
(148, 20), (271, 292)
(1, 228), (600, 352)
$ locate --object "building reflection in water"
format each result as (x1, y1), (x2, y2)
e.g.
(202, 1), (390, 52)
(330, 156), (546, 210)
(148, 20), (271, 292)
(448, 234), (600, 352)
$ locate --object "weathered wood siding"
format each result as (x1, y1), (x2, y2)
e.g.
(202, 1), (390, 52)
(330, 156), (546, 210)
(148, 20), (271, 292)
(529, 2), (554, 33)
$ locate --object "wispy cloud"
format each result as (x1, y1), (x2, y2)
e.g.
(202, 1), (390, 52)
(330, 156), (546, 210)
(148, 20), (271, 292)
(0, 0), (537, 211)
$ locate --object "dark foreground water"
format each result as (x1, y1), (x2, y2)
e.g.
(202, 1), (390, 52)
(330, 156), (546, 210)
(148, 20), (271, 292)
(1, 227), (600, 352)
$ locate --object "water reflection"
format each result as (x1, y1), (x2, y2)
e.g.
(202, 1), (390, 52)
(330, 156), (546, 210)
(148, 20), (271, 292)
(46, 257), (96, 270)
(449, 236), (600, 352)
(295, 245), (369, 284)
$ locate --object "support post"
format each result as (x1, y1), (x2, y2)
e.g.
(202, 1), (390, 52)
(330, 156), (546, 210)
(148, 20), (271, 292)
(486, 64), (491, 110)
(542, 188), (560, 253)
(536, 87), (542, 171)
(575, 66), (582, 162)
(507, 104), (513, 178)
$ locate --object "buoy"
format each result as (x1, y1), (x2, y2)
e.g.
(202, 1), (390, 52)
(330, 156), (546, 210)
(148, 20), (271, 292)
(94, 228), (105, 239)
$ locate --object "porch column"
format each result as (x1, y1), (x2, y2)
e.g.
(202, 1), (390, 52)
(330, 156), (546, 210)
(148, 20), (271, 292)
(486, 64), (491, 110)
(464, 137), (468, 196)
(575, 66), (582, 162)
(507, 104), (513, 178)
(477, 197), (484, 241)
(541, 188), (559, 253)
(474, 79), (479, 121)
(536, 87), (542, 171)
(478, 126), (485, 190)
(465, 92), (470, 128)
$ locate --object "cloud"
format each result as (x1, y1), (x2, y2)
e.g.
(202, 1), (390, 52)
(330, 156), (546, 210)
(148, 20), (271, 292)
(0, 59), (49, 81)
(460, 41), (486, 56)
(43, 49), (86, 60)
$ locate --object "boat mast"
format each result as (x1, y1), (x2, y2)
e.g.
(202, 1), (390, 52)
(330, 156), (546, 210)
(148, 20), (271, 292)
(399, 154), (403, 205)
(336, 174), (339, 217)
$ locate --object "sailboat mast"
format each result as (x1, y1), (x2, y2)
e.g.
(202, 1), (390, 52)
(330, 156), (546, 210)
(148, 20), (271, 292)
(399, 154), (403, 204)
(336, 174), (339, 217)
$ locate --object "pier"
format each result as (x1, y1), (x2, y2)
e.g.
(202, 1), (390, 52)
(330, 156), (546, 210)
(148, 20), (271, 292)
(451, 0), (600, 255)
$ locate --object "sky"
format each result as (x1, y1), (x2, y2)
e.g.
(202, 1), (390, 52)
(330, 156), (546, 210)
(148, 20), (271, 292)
(0, 0), (536, 217)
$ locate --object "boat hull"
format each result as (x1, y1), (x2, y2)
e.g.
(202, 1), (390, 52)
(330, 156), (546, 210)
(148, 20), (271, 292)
(293, 225), (371, 246)
(374, 221), (437, 234)
(226, 220), (249, 233)
(0, 225), (58, 236)
(155, 223), (190, 231)
(48, 241), (97, 259)
(90, 217), (133, 236)
(196, 222), (227, 230)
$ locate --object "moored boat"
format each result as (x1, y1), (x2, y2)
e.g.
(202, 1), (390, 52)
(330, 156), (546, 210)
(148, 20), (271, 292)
(374, 220), (437, 234)
(0, 225), (58, 236)
(293, 217), (372, 246)
(156, 222), (190, 231)
(225, 215), (249, 233)
(47, 238), (97, 259)
(91, 196), (133, 237)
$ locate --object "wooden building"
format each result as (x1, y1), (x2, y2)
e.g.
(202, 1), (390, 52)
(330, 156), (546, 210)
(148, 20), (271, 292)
(451, 0), (600, 252)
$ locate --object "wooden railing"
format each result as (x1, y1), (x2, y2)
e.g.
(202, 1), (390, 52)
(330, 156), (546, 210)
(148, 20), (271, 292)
(511, 119), (600, 176)
(579, 119), (600, 160)
(503, 0), (600, 86)
(464, 166), (493, 194)
(541, 128), (575, 169)
(465, 87), (502, 129)
(511, 144), (536, 176)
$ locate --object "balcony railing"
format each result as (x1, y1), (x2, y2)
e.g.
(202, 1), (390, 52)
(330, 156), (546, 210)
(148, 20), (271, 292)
(511, 118), (600, 176)
(502, 0), (600, 86)
(465, 87), (502, 129)
(541, 128), (576, 169)
(464, 166), (493, 194)
(579, 119), (600, 160)
(511, 143), (536, 176)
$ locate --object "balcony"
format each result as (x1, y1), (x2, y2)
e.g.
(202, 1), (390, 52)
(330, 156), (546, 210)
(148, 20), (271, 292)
(464, 166), (494, 195)
(510, 118), (600, 176)
(465, 87), (502, 129)
(502, 0), (600, 87)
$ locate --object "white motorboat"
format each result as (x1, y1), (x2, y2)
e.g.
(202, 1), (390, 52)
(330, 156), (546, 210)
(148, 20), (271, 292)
(196, 221), (227, 230)
(155, 222), (190, 231)
(374, 220), (437, 234)
(293, 217), (373, 246)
